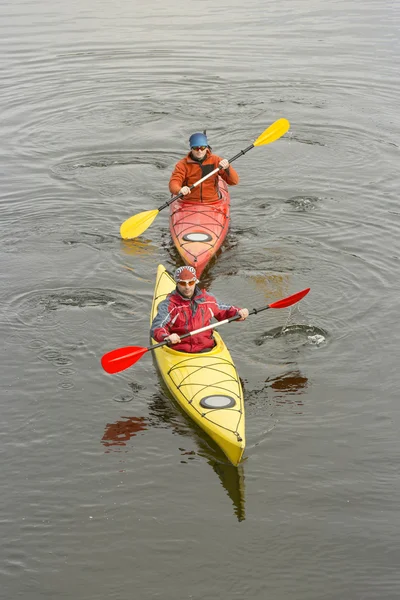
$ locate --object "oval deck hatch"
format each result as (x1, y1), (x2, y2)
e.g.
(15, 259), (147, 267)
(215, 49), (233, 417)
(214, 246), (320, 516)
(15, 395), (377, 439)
(200, 395), (236, 409)
(182, 232), (212, 242)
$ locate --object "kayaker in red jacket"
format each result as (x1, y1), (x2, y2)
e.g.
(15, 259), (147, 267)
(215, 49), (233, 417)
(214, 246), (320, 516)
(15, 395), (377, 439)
(169, 132), (240, 203)
(150, 266), (249, 353)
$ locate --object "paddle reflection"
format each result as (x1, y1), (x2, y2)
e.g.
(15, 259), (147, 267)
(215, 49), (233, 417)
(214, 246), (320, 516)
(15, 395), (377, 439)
(268, 370), (308, 406)
(245, 369), (309, 412)
(119, 237), (156, 257)
(101, 392), (246, 521)
(249, 272), (290, 302)
(101, 416), (149, 451)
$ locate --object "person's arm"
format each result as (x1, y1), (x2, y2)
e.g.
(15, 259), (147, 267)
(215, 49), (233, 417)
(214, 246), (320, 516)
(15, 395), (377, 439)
(169, 160), (188, 195)
(150, 299), (173, 342)
(217, 156), (240, 186)
(209, 295), (247, 322)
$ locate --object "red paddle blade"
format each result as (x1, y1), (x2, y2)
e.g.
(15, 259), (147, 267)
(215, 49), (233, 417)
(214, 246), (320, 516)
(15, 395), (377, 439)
(269, 287), (310, 309)
(101, 346), (149, 374)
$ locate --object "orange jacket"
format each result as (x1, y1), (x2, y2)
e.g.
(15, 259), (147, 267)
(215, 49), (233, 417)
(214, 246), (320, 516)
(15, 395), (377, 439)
(169, 149), (239, 203)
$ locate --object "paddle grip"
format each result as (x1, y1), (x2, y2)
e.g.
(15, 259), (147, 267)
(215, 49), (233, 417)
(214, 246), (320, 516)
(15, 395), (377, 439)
(158, 191), (184, 212)
(227, 143), (254, 164)
(249, 305), (271, 315)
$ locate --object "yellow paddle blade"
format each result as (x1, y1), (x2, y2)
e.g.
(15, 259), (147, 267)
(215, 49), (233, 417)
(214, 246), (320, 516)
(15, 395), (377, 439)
(120, 209), (159, 240)
(253, 118), (290, 147)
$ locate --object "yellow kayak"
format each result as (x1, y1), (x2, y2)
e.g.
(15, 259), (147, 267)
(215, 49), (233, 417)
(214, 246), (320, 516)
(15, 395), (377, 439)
(150, 264), (245, 466)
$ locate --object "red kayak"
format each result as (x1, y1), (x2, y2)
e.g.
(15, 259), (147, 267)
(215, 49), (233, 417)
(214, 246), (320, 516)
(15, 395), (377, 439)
(169, 177), (230, 278)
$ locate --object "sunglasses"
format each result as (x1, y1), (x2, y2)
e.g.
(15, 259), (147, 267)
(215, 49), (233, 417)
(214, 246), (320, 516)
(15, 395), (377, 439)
(191, 146), (207, 151)
(177, 279), (196, 287)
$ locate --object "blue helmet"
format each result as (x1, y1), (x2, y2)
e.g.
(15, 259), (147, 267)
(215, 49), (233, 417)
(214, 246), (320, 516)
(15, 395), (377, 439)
(189, 132), (208, 148)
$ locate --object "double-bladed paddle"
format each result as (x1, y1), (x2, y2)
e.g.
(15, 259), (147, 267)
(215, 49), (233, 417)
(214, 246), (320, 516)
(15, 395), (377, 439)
(120, 118), (290, 240)
(101, 286), (310, 374)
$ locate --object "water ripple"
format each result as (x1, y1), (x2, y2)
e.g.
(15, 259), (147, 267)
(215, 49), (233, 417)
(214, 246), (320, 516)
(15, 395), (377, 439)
(1, 286), (137, 332)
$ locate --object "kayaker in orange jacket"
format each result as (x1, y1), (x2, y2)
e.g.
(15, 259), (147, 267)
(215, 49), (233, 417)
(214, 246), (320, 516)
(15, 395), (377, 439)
(169, 132), (240, 203)
(150, 265), (249, 353)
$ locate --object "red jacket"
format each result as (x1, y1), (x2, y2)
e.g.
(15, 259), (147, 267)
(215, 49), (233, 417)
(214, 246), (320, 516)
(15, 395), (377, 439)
(150, 286), (241, 353)
(169, 149), (239, 203)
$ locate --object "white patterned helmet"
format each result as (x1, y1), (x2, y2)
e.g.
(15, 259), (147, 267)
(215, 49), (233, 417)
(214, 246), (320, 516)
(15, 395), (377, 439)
(174, 266), (199, 283)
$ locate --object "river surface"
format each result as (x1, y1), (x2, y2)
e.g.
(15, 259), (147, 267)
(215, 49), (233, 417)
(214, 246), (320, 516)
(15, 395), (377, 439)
(1, 0), (400, 598)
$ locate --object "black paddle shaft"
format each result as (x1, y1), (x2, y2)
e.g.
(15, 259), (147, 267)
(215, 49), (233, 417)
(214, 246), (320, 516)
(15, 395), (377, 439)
(225, 304), (271, 325)
(157, 143), (255, 212)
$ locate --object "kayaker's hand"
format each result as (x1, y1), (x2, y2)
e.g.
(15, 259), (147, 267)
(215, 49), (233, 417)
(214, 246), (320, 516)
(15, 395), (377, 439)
(237, 308), (249, 321)
(180, 186), (191, 196)
(219, 159), (229, 170)
(166, 333), (181, 344)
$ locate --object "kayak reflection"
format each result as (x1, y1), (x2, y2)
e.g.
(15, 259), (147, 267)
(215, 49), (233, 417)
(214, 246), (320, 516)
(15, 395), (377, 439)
(102, 391), (246, 522)
(147, 392), (246, 523)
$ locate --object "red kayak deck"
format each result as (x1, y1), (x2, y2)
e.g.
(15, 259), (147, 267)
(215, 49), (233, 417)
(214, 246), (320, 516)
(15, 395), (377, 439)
(169, 177), (230, 277)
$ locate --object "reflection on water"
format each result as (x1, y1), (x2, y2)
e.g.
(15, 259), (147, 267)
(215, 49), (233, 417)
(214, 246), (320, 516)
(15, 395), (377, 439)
(207, 456), (246, 522)
(269, 370), (308, 393)
(149, 391), (246, 523)
(101, 416), (149, 451)
(248, 271), (291, 302)
(103, 390), (246, 521)
(268, 370), (308, 408)
(246, 368), (309, 407)
(120, 237), (156, 257)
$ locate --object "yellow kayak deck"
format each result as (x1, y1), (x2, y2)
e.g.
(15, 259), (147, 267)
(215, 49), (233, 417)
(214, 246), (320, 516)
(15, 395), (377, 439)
(150, 264), (245, 466)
